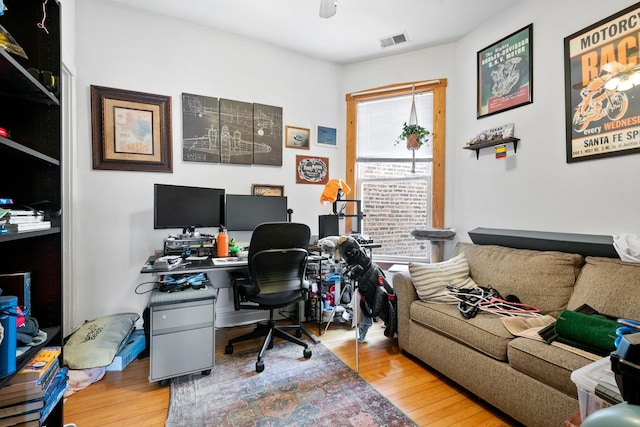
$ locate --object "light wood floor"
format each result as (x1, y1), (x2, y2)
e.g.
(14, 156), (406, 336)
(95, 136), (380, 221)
(64, 321), (521, 427)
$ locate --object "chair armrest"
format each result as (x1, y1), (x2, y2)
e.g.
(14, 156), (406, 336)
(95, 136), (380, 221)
(229, 272), (258, 311)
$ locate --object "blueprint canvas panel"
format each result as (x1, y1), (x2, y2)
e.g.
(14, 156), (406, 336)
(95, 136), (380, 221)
(253, 103), (283, 166)
(182, 93), (220, 163)
(219, 99), (253, 165)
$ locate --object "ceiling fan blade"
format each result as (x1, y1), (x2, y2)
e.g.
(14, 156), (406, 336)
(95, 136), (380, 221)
(319, 0), (337, 18)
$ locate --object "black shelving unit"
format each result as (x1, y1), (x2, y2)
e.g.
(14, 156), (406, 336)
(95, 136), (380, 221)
(0, 1), (63, 425)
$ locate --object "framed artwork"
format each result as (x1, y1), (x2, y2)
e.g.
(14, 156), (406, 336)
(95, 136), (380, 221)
(253, 103), (283, 166)
(91, 85), (172, 172)
(182, 93), (220, 163)
(477, 24), (533, 119)
(296, 155), (329, 185)
(220, 98), (254, 165)
(565, 3), (640, 163)
(285, 125), (310, 149)
(251, 184), (285, 196)
(316, 126), (337, 148)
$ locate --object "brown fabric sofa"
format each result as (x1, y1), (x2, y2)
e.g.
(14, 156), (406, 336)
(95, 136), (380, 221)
(393, 242), (640, 427)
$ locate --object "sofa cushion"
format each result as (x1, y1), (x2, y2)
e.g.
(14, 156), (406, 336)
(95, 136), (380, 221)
(567, 256), (640, 321)
(409, 300), (513, 361)
(507, 337), (595, 398)
(453, 243), (584, 317)
(409, 253), (477, 303)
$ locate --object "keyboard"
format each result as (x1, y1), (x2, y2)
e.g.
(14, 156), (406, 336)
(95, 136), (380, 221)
(211, 257), (248, 267)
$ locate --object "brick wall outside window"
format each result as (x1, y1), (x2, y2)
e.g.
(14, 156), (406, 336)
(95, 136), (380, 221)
(357, 162), (431, 259)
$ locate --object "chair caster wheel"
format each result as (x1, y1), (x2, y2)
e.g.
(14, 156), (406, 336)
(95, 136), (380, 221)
(159, 379), (171, 387)
(256, 360), (265, 372)
(225, 345), (233, 354)
(303, 348), (312, 359)
(295, 328), (303, 338)
(202, 369), (211, 376)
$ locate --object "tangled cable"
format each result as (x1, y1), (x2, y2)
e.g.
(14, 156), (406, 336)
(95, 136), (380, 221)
(447, 285), (541, 318)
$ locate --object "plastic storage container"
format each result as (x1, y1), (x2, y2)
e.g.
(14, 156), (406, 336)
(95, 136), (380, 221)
(0, 296), (17, 378)
(106, 330), (146, 371)
(571, 357), (622, 421)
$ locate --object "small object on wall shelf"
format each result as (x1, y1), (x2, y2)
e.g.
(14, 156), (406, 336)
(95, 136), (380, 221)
(464, 137), (520, 160)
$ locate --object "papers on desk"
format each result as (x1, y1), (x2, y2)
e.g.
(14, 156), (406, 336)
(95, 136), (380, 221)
(153, 255), (183, 270)
(211, 257), (248, 267)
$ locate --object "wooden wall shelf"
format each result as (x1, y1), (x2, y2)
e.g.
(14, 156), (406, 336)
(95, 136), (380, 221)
(463, 137), (520, 159)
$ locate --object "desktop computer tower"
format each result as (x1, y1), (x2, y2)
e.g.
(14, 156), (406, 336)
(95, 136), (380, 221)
(318, 215), (339, 239)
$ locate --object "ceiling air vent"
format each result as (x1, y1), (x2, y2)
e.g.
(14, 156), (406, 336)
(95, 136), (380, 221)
(379, 33), (408, 48)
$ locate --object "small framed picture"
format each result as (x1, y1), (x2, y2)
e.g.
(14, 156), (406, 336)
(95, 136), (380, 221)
(296, 155), (329, 185)
(251, 184), (284, 196)
(316, 126), (337, 148)
(285, 125), (310, 149)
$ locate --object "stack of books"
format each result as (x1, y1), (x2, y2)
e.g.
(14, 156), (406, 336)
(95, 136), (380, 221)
(0, 346), (68, 427)
(0, 206), (50, 233)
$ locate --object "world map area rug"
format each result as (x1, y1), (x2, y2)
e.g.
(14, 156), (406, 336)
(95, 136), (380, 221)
(166, 341), (417, 427)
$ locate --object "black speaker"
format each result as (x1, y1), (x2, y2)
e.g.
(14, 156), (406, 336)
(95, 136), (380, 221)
(319, 215), (339, 239)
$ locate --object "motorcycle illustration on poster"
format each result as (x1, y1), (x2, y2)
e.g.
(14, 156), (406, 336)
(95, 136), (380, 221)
(565, 3), (640, 163)
(477, 24), (533, 118)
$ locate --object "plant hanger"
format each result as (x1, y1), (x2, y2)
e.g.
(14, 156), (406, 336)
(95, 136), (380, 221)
(408, 85), (419, 172)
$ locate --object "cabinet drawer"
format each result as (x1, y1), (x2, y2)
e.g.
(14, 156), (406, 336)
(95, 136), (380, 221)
(150, 327), (214, 380)
(152, 300), (213, 334)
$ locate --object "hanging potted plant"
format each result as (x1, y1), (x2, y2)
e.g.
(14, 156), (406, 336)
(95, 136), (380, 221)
(395, 122), (430, 150)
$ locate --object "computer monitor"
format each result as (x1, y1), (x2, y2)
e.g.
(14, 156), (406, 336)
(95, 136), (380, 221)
(225, 194), (288, 231)
(318, 215), (339, 238)
(154, 184), (225, 234)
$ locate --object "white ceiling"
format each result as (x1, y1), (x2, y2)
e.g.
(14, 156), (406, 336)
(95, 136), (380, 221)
(106, 0), (524, 64)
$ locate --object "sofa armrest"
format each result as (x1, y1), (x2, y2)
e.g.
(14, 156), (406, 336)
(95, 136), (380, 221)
(393, 270), (418, 350)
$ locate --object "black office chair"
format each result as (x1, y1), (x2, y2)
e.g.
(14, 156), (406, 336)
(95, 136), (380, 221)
(224, 222), (312, 372)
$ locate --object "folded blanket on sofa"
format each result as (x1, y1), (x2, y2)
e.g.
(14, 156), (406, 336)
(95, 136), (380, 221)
(554, 310), (618, 356)
(501, 315), (601, 361)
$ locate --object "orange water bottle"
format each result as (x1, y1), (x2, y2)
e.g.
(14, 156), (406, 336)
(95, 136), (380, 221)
(217, 225), (229, 257)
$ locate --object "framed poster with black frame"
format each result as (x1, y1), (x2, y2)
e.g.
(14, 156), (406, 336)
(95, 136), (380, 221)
(564, 2), (640, 163)
(477, 24), (533, 119)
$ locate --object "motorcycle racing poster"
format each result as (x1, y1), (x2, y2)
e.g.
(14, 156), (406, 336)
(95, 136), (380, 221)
(565, 2), (640, 163)
(477, 24), (533, 119)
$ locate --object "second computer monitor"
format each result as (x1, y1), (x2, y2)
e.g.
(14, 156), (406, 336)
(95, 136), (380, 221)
(225, 194), (288, 231)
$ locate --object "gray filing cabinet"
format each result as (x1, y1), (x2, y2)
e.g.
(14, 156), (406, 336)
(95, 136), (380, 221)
(148, 285), (217, 383)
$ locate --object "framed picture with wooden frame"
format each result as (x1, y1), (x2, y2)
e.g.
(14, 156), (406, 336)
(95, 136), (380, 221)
(251, 184), (284, 196)
(91, 85), (173, 172)
(285, 125), (310, 149)
(296, 155), (329, 185)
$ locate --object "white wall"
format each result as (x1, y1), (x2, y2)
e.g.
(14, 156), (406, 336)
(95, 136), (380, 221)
(72, 0), (640, 328)
(59, 0), (75, 67)
(73, 0), (343, 328)
(343, 0), (640, 258)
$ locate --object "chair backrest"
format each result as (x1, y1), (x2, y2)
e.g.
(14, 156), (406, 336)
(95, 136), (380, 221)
(248, 222), (311, 294)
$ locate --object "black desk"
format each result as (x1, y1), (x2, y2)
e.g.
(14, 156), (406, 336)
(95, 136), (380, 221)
(141, 254), (321, 343)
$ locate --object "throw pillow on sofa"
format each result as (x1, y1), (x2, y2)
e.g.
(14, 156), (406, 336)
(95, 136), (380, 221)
(409, 253), (477, 303)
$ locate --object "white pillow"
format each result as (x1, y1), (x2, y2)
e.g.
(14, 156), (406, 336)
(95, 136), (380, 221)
(63, 313), (139, 369)
(409, 253), (477, 303)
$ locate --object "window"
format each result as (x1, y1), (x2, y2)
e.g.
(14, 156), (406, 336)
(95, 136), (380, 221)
(345, 80), (447, 262)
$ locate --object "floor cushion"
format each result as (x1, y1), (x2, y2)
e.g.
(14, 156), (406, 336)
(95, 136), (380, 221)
(64, 313), (139, 369)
